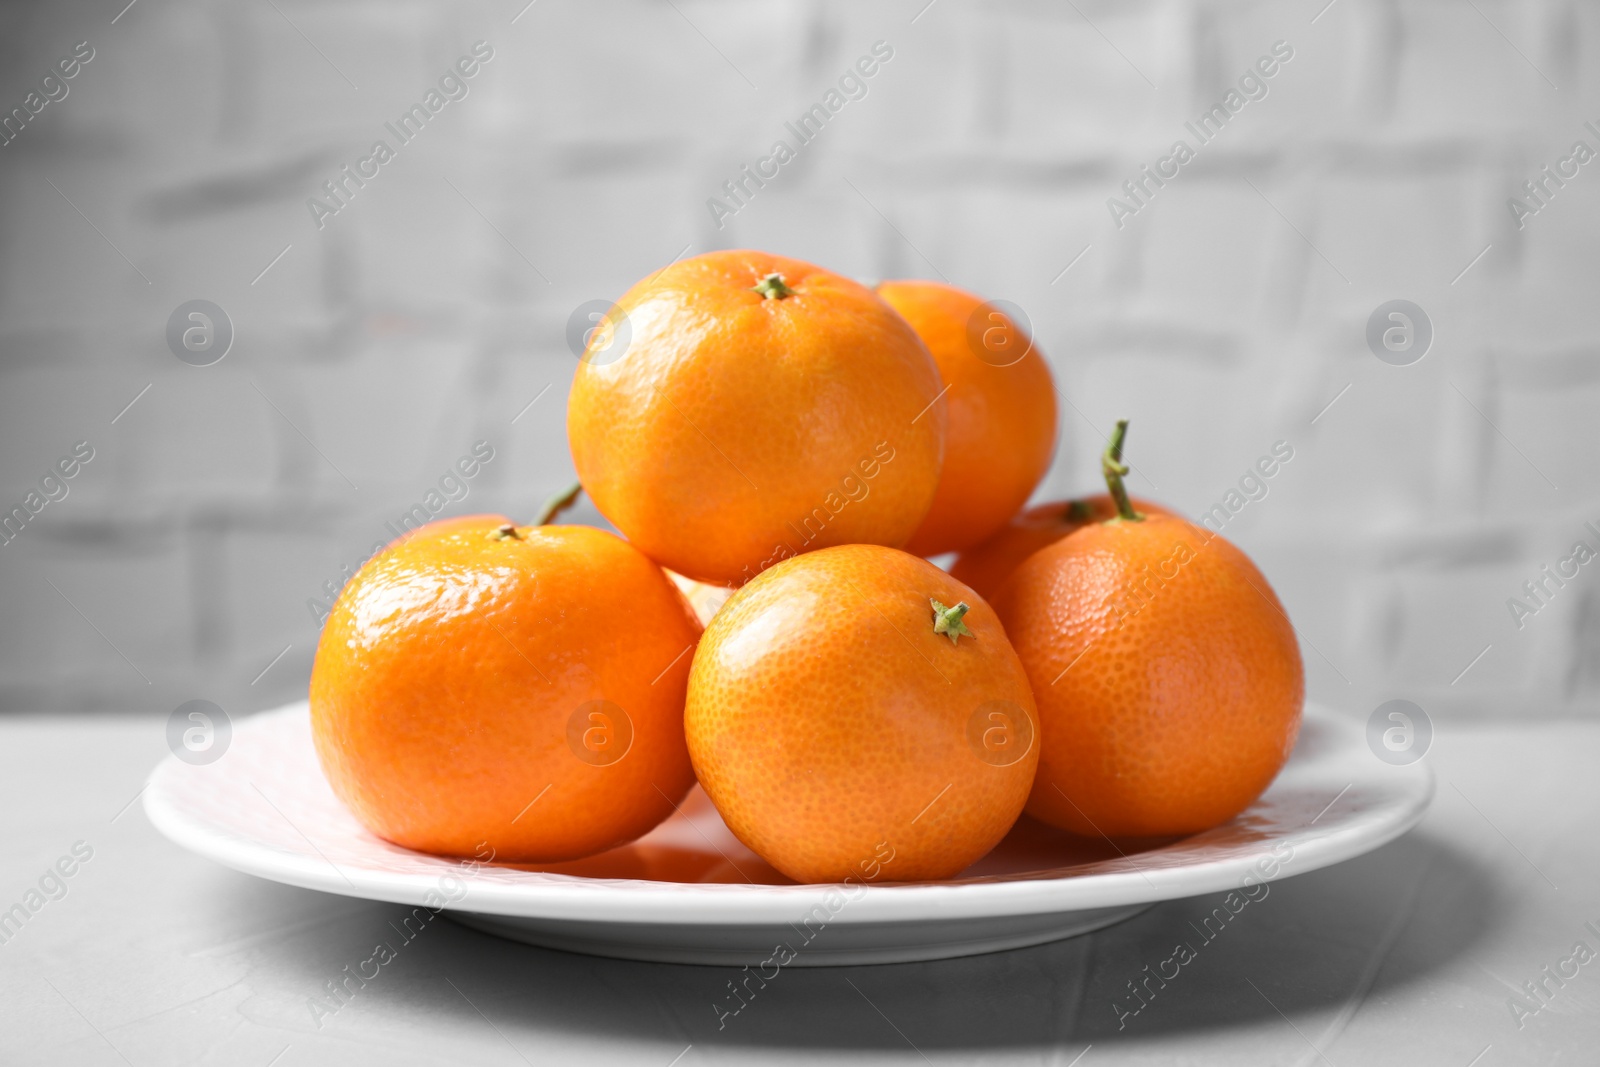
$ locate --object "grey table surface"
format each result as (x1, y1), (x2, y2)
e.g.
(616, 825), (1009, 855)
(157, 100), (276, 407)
(1, 711), (1595, 1066)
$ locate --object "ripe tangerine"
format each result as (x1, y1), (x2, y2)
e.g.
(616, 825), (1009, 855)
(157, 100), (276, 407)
(568, 250), (946, 586)
(310, 514), (702, 862)
(992, 422), (1303, 837)
(950, 494), (1173, 602)
(686, 544), (1039, 883)
(876, 280), (1059, 556)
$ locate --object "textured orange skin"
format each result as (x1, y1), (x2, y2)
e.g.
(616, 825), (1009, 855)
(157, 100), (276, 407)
(310, 516), (701, 863)
(876, 280), (1059, 557)
(951, 495), (1173, 601)
(992, 516), (1303, 838)
(686, 544), (1039, 883)
(568, 251), (946, 586)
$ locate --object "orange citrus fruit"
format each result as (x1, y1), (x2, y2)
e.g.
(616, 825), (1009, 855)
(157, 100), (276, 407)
(876, 280), (1058, 557)
(685, 544), (1039, 883)
(950, 494), (1173, 601)
(992, 422), (1303, 837)
(568, 250), (945, 586)
(310, 514), (702, 862)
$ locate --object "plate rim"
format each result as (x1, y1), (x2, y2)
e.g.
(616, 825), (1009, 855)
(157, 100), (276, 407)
(144, 701), (1435, 925)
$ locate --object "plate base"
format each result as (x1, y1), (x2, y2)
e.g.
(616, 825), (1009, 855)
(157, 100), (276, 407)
(448, 903), (1152, 966)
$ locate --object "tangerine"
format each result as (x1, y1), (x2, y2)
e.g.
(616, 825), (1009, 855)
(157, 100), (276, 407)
(568, 250), (946, 586)
(992, 422), (1303, 837)
(876, 280), (1059, 556)
(685, 544), (1039, 883)
(950, 494), (1173, 601)
(310, 513), (701, 862)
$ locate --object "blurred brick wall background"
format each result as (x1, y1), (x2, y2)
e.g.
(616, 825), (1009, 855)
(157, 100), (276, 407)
(0, 0), (1595, 724)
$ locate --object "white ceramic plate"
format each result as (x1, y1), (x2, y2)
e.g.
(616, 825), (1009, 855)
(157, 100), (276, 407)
(145, 701), (1431, 966)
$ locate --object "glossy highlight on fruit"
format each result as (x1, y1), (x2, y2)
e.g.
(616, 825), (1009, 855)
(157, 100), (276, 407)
(568, 250), (946, 586)
(310, 515), (702, 863)
(685, 544), (1039, 883)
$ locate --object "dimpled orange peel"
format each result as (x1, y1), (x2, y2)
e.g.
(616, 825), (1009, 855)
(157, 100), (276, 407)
(309, 490), (702, 863)
(992, 421), (1304, 838)
(567, 250), (946, 586)
(876, 280), (1059, 557)
(950, 494), (1175, 601)
(685, 543), (1040, 883)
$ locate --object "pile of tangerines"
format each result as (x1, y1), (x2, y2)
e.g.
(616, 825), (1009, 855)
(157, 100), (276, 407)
(309, 251), (1303, 885)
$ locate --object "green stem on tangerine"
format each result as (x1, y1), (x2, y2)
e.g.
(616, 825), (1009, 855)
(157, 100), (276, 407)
(931, 599), (974, 644)
(534, 480), (584, 526)
(1101, 419), (1144, 523)
(751, 273), (796, 300)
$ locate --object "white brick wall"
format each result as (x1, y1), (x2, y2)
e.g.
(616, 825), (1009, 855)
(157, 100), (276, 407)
(0, 0), (1595, 724)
